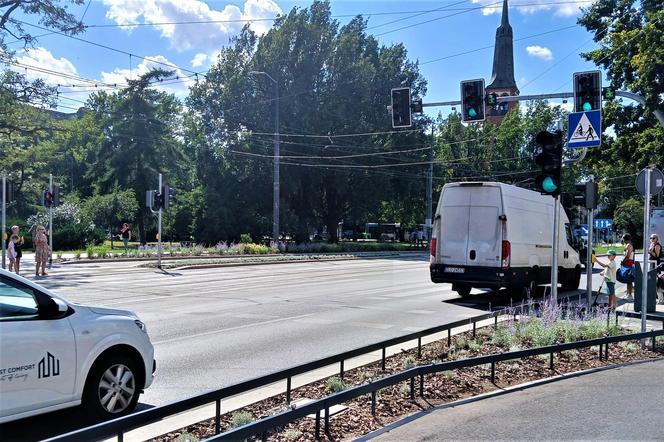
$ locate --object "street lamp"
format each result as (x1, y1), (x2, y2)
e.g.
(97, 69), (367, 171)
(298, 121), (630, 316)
(249, 71), (280, 244)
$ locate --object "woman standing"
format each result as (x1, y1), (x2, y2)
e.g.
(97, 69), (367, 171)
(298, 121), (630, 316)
(8, 225), (24, 275)
(622, 233), (635, 299)
(34, 225), (49, 277)
(649, 233), (662, 266)
(120, 223), (132, 252)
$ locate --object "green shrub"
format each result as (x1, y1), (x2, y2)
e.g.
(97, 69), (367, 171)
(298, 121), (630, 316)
(468, 340), (483, 352)
(325, 376), (348, 393)
(492, 326), (516, 348)
(619, 341), (639, 354)
(580, 319), (606, 340)
(240, 233), (253, 244)
(518, 319), (556, 347)
(230, 411), (254, 428)
(283, 429), (302, 441)
(74, 251), (81, 259)
(554, 320), (580, 343)
(562, 349), (579, 361)
(453, 335), (468, 350)
(403, 356), (416, 370)
(174, 433), (199, 442)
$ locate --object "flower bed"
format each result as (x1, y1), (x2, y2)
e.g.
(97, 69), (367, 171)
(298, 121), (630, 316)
(153, 302), (664, 442)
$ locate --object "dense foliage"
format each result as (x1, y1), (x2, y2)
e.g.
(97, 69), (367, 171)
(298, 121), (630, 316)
(1, 0), (659, 248)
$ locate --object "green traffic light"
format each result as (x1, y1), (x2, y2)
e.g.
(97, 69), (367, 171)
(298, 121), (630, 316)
(542, 176), (558, 193)
(583, 102), (592, 111)
(469, 108), (477, 118)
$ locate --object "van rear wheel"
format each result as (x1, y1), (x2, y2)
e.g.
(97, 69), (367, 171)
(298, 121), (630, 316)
(453, 284), (472, 297)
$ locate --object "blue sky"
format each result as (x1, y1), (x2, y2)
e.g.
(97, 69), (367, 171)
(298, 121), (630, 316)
(8, 0), (609, 116)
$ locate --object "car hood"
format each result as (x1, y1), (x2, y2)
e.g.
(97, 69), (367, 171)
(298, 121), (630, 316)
(87, 305), (138, 318)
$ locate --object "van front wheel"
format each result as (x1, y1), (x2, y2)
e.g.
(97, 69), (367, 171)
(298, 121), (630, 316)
(453, 284), (472, 297)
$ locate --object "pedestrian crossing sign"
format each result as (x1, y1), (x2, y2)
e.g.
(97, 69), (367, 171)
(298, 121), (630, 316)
(568, 110), (601, 148)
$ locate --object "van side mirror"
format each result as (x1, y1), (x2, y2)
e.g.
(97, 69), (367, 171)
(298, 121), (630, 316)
(41, 297), (69, 319)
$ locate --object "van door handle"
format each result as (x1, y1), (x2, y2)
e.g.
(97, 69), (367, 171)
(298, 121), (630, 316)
(564, 251), (569, 259)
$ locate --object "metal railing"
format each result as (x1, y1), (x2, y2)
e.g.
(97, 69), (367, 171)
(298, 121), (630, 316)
(46, 308), (507, 442)
(207, 328), (664, 441)
(45, 301), (664, 442)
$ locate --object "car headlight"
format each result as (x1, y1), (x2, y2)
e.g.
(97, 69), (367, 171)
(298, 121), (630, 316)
(135, 319), (148, 333)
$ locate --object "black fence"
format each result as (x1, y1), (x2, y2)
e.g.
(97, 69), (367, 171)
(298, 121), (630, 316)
(206, 328), (664, 441)
(45, 303), (664, 442)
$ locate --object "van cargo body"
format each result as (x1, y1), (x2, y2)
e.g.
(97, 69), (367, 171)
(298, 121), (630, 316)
(429, 182), (581, 296)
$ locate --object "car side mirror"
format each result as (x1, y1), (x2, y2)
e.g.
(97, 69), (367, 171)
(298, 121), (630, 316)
(42, 297), (69, 319)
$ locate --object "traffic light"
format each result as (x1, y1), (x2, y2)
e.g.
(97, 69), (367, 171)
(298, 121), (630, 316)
(391, 87), (412, 128)
(573, 71), (601, 112)
(534, 130), (563, 197)
(162, 185), (176, 210)
(460, 79), (485, 122)
(53, 186), (65, 207)
(487, 92), (498, 107)
(602, 86), (615, 101)
(154, 190), (163, 210)
(41, 189), (54, 208)
(573, 181), (598, 209)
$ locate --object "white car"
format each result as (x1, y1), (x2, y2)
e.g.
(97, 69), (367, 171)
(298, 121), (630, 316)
(0, 269), (155, 423)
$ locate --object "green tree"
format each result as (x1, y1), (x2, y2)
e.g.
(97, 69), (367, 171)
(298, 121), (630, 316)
(82, 189), (139, 248)
(85, 69), (185, 243)
(613, 197), (643, 245)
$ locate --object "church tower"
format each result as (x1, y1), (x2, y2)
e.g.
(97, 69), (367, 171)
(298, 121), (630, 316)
(485, 0), (519, 124)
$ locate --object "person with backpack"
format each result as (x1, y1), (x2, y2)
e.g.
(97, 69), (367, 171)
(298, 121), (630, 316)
(622, 234), (635, 299)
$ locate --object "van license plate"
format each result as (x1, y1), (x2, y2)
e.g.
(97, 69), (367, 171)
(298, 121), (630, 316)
(444, 267), (465, 273)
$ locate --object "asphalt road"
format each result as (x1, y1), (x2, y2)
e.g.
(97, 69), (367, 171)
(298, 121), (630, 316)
(0, 254), (610, 440)
(366, 359), (664, 441)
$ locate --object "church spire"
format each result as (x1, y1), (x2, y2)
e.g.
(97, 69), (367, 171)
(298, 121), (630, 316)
(486, 0), (518, 92)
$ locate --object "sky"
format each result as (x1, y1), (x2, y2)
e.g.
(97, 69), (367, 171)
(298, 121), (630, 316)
(6, 0), (614, 118)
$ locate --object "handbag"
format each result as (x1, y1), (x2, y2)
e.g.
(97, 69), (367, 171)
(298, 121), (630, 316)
(617, 264), (635, 283)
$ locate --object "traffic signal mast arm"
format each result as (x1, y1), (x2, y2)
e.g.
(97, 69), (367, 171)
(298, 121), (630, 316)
(418, 90), (664, 128)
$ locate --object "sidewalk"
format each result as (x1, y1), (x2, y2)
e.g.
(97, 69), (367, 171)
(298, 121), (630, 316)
(360, 359), (664, 441)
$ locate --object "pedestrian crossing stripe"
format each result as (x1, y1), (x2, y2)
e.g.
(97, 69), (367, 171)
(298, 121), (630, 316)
(568, 110), (602, 148)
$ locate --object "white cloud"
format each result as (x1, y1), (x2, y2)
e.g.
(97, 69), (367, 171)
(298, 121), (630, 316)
(14, 47), (79, 86)
(191, 52), (210, 68)
(102, 0), (282, 51)
(526, 45), (553, 61)
(100, 55), (195, 98)
(471, 0), (595, 17)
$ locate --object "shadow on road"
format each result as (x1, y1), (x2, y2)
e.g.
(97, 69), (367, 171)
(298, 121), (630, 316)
(0, 402), (154, 442)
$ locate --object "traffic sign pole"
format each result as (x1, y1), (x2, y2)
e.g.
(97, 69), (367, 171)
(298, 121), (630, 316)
(551, 196), (560, 300)
(586, 176), (594, 306)
(158, 173), (163, 270)
(641, 168), (651, 333)
(48, 173), (53, 268)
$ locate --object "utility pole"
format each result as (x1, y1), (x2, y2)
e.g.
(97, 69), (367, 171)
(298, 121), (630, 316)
(48, 173), (53, 268)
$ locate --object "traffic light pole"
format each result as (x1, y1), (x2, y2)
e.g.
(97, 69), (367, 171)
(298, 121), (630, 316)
(158, 173), (163, 270)
(426, 126), (434, 240)
(586, 182), (594, 307)
(551, 195), (560, 300)
(1, 176), (6, 269)
(48, 173), (53, 267)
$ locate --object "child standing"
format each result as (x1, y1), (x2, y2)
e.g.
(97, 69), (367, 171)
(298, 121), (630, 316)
(595, 249), (618, 308)
(7, 234), (18, 272)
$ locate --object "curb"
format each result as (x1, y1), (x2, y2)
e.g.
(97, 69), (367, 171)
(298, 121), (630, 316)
(355, 357), (664, 441)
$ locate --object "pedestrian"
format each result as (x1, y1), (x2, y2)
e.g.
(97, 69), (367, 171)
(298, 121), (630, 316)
(7, 234), (18, 273)
(120, 223), (132, 252)
(595, 249), (618, 309)
(7, 225), (24, 275)
(34, 225), (49, 277)
(622, 233), (635, 299)
(648, 233), (662, 266)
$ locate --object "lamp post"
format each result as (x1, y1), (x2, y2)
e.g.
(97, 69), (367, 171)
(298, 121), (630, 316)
(249, 71), (280, 244)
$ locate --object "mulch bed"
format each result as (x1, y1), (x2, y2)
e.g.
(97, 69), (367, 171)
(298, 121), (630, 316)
(153, 326), (663, 442)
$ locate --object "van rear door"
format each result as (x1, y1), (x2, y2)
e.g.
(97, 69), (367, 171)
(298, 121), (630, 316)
(439, 186), (471, 265)
(467, 185), (503, 267)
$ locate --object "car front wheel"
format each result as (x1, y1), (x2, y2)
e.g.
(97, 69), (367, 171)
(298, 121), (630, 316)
(83, 355), (141, 419)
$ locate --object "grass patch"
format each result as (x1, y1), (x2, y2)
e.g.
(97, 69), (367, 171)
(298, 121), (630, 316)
(325, 376), (348, 393)
(230, 411), (254, 428)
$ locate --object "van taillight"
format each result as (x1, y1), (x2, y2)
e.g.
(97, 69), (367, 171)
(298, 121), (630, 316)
(501, 240), (511, 270)
(430, 238), (437, 257)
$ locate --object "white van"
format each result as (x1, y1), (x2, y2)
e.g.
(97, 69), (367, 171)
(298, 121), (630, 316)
(429, 182), (581, 296)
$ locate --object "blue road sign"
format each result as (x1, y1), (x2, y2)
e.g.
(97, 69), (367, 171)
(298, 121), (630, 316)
(568, 110), (601, 148)
(594, 218), (613, 229)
